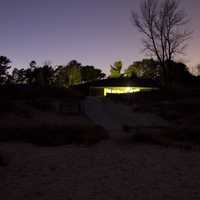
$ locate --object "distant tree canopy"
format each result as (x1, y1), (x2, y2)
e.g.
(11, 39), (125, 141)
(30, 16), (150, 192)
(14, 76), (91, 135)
(81, 66), (105, 83)
(1, 57), (105, 88)
(124, 58), (193, 84)
(0, 56), (11, 85)
(65, 60), (82, 86)
(197, 64), (200, 76)
(34, 64), (54, 87)
(54, 60), (105, 87)
(12, 68), (27, 84)
(109, 61), (123, 78)
(12, 61), (54, 87)
(0, 54), (197, 88)
(29, 60), (37, 69)
(54, 60), (81, 88)
(53, 65), (69, 88)
(166, 60), (193, 83)
(124, 59), (160, 80)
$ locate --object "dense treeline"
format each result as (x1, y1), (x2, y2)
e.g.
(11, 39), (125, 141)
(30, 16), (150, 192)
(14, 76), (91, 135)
(0, 56), (105, 87)
(0, 55), (199, 89)
(109, 59), (200, 87)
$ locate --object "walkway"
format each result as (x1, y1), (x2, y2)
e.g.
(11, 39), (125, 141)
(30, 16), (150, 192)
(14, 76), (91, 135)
(82, 97), (170, 138)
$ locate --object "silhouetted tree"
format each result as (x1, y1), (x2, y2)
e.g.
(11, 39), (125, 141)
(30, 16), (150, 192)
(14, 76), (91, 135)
(54, 60), (81, 88)
(166, 60), (192, 83)
(12, 68), (27, 84)
(34, 64), (54, 87)
(197, 64), (200, 76)
(29, 60), (37, 69)
(132, 0), (192, 86)
(0, 56), (11, 85)
(66, 60), (81, 86)
(110, 61), (123, 78)
(124, 59), (160, 80)
(53, 65), (68, 87)
(23, 61), (38, 85)
(5, 58), (107, 88)
(12, 61), (54, 86)
(81, 66), (105, 83)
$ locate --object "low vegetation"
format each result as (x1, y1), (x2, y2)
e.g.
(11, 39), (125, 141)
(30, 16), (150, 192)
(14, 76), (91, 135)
(0, 125), (109, 146)
(0, 89), (109, 147)
(127, 127), (200, 151)
(120, 89), (200, 150)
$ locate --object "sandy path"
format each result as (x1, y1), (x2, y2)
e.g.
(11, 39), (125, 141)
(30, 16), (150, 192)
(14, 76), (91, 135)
(82, 97), (121, 130)
(82, 97), (170, 138)
(0, 141), (200, 200)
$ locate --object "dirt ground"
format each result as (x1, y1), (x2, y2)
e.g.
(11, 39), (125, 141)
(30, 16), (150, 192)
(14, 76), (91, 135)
(1, 140), (200, 200)
(0, 95), (200, 199)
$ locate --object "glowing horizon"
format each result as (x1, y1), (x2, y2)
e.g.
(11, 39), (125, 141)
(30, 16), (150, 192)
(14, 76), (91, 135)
(0, 0), (199, 75)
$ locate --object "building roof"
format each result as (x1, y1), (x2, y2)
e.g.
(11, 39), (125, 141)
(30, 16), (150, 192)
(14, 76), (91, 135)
(87, 78), (160, 88)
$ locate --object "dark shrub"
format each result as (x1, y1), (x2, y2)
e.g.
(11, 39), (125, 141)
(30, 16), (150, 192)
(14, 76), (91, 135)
(28, 99), (55, 111)
(0, 151), (9, 167)
(0, 100), (15, 115)
(0, 125), (109, 146)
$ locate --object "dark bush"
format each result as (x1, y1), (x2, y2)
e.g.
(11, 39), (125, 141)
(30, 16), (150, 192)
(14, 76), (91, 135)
(0, 125), (109, 146)
(129, 126), (200, 151)
(0, 151), (9, 167)
(0, 100), (15, 114)
(0, 85), (83, 100)
(28, 99), (55, 111)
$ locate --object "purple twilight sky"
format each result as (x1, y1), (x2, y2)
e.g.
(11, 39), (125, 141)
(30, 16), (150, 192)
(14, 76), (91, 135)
(0, 0), (200, 75)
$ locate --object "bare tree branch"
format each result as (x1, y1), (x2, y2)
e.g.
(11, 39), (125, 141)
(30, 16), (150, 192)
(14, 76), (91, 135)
(131, 0), (192, 86)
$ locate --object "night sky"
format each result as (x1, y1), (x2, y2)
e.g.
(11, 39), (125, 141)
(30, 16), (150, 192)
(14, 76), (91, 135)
(0, 0), (199, 75)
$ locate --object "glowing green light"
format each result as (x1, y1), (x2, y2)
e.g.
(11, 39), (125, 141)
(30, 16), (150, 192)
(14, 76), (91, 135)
(104, 87), (143, 96)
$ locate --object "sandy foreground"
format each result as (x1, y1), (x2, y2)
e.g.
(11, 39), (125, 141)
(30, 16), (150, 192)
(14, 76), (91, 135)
(1, 139), (200, 200)
(0, 97), (200, 200)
